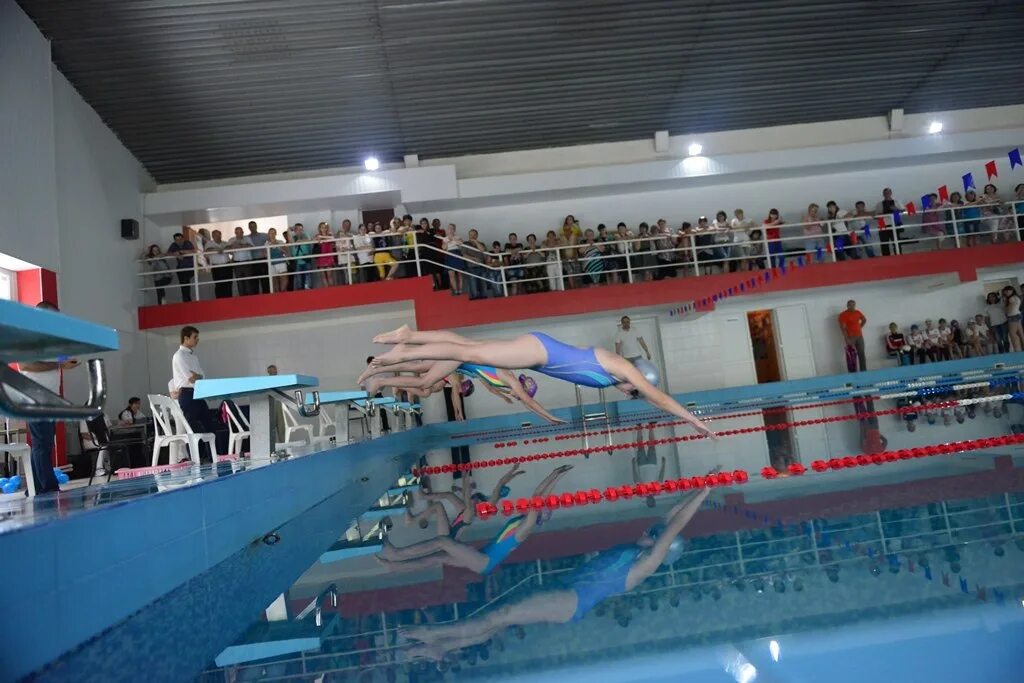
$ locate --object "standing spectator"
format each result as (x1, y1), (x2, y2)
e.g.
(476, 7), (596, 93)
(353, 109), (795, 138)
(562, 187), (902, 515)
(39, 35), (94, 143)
(730, 209), (756, 271)
(228, 226), (256, 295)
(247, 221), (271, 294)
(837, 300), (867, 371)
(825, 201), (859, 261)
(908, 324), (928, 364)
(802, 203), (826, 259)
(463, 228), (489, 299)
(560, 216), (581, 289)
(419, 217), (444, 290)
(171, 325), (214, 461)
(167, 232), (196, 302)
(282, 227), (295, 290)
(335, 219), (354, 285)
(266, 228), (289, 293)
(143, 244), (173, 305)
(388, 218), (409, 279)
(487, 241), (506, 294)
(1002, 285), (1023, 351)
(1014, 184), (1024, 241)
(935, 318), (953, 361)
(368, 223), (396, 282)
(542, 230), (565, 292)
(19, 302), (81, 493)
(763, 208), (785, 267)
(504, 233), (525, 294)
(980, 184), (1006, 243)
(441, 223), (465, 295)
(874, 188), (904, 256)
(615, 316), (651, 362)
(633, 222), (655, 281)
(985, 292), (1009, 353)
(632, 423), (665, 508)
(886, 322), (910, 366)
(919, 193), (946, 249)
(852, 201), (877, 258)
(596, 224), (620, 285)
(521, 233), (547, 293)
(578, 229), (605, 286)
(655, 218), (679, 278)
(290, 223), (314, 289)
(314, 221), (337, 287)
(960, 190), (983, 248)
(351, 224), (374, 283)
(206, 230), (232, 298)
(946, 191), (965, 243)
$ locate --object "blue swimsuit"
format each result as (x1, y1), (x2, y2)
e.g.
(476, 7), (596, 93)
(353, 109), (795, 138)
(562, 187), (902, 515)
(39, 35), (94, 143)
(479, 516), (525, 575)
(563, 545), (642, 621)
(529, 332), (619, 388)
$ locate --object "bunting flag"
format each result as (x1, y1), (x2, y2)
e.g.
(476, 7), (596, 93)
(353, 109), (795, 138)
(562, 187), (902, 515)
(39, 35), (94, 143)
(863, 224), (871, 239)
(797, 256), (805, 267)
(815, 245), (824, 262)
(959, 577), (969, 594)
(907, 558), (916, 573)
(985, 160), (998, 180)
(994, 589), (1005, 604)
(962, 172), (975, 192)
(938, 184), (949, 201)
(924, 566), (933, 580)
(892, 211), (902, 227)
(876, 216), (887, 230)
(976, 585), (987, 602)
(905, 201), (916, 216)
(1010, 148), (1022, 170)
(921, 194), (932, 210)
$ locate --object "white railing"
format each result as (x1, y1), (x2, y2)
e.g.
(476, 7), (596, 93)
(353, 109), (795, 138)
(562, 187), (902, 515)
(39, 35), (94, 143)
(138, 202), (1023, 306)
(200, 492), (1024, 681)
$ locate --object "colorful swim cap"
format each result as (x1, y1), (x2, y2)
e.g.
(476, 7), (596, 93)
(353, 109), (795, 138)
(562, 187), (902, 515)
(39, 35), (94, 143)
(460, 379), (475, 397)
(644, 521), (686, 567)
(518, 374), (538, 398)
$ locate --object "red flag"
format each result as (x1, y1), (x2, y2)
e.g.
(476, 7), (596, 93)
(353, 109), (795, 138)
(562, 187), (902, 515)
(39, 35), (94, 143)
(938, 185), (949, 201)
(876, 216), (887, 229)
(985, 160), (998, 180)
(905, 201), (916, 216)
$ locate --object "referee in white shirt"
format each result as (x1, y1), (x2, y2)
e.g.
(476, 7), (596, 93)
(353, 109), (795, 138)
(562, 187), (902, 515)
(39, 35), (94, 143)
(171, 325), (214, 460)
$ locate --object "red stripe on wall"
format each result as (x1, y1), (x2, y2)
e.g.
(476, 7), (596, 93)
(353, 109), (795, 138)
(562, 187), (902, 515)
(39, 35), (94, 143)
(138, 243), (1024, 332)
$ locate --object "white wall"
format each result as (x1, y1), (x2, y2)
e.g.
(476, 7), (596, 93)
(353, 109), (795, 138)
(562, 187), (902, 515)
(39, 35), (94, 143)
(0, 0), (59, 271)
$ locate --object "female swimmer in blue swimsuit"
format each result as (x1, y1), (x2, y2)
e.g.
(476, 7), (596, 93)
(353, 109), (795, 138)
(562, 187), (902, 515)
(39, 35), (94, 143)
(360, 325), (715, 438)
(398, 479), (713, 660)
(377, 464), (573, 575)
(361, 357), (565, 424)
(406, 463), (525, 539)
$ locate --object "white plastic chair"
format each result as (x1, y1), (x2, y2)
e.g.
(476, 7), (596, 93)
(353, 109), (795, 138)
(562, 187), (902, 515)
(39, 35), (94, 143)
(223, 400), (251, 457)
(148, 394), (216, 466)
(318, 409), (337, 442)
(0, 443), (34, 496)
(277, 398), (333, 451)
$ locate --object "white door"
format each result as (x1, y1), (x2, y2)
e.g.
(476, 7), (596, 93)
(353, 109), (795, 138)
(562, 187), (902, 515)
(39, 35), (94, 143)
(772, 304), (828, 460)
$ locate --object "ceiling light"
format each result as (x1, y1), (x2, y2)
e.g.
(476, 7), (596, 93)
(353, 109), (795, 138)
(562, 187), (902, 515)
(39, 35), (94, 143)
(687, 142), (703, 157)
(769, 640), (780, 662)
(364, 157), (380, 171)
(928, 121), (943, 135)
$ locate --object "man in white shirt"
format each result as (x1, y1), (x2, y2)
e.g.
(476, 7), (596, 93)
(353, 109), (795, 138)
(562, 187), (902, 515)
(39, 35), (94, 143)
(229, 226), (256, 296)
(248, 221), (271, 294)
(206, 230), (233, 298)
(171, 325), (214, 460)
(19, 302), (81, 494)
(614, 316), (651, 362)
(632, 423), (665, 509)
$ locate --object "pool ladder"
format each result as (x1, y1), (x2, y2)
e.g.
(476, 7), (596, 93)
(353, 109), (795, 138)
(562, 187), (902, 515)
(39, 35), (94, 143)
(575, 385), (613, 457)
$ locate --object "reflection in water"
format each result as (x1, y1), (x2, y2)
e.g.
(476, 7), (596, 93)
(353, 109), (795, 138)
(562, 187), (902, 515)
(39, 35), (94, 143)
(203, 483), (1024, 682)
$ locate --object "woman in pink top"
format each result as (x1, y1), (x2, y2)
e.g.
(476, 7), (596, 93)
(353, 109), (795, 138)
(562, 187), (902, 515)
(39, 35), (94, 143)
(919, 192), (945, 249)
(802, 203), (825, 257)
(314, 221), (337, 287)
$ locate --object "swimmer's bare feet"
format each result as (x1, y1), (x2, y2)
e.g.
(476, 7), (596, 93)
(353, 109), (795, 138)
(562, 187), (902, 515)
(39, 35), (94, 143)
(363, 377), (382, 395)
(374, 324), (412, 344)
(400, 626), (440, 644)
(370, 344), (408, 367)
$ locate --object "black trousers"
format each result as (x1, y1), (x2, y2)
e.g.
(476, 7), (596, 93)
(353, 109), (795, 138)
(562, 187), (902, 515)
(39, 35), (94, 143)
(177, 388), (214, 461)
(212, 264), (234, 298)
(253, 260), (271, 294)
(178, 270), (194, 302)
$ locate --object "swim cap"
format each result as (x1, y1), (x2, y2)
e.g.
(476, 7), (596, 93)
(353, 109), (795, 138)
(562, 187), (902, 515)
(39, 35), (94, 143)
(518, 374), (538, 398)
(500, 485), (511, 498)
(460, 379), (475, 397)
(644, 521), (686, 567)
(632, 358), (660, 387)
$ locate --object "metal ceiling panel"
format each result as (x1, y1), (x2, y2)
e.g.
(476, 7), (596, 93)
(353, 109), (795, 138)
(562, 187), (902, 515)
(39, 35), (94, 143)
(17, 0), (1024, 183)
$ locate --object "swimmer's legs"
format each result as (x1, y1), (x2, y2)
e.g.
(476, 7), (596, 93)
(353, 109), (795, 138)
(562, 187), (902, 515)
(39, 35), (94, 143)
(402, 591), (577, 646)
(370, 335), (545, 370)
(380, 535), (489, 573)
(375, 326), (487, 346)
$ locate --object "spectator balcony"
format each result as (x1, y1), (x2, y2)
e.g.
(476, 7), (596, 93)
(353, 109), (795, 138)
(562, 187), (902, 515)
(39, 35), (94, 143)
(137, 206), (1024, 332)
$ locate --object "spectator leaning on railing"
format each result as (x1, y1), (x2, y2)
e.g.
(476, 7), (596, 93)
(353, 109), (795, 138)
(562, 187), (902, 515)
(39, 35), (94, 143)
(351, 224), (374, 283)
(875, 187), (904, 256)
(336, 219), (354, 286)
(144, 244), (173, 305)
(290, 223), (314, 290)
(167, 231), (196, 302)
(206, 229), (232, 298)
(228, 226), (256, 296)
(314, 221), (337, 288)
(247, 221), (271, 294)
(267, 227), (289, 293)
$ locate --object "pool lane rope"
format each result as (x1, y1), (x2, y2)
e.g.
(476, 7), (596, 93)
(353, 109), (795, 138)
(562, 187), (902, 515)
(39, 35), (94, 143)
(472, 431), (1024, 520)
(414, 390), (1023, 476)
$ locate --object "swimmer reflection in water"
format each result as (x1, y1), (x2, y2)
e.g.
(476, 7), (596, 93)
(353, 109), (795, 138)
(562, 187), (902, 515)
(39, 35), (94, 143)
(407, 463), (525, 540)
(378, 465), (572, 575)
(359, 325), (716, 438)
(399, 478), (714, 660)
(362, 356), (564, 424)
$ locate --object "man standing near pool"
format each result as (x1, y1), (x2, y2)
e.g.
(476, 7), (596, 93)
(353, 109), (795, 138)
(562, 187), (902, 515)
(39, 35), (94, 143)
(838, 300), (868, 372)
(614, 316), (651, 363)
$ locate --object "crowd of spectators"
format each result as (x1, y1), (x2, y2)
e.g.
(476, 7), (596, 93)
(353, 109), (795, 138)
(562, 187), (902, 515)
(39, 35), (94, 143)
(884, 286), (1024, 366)
(141, 184), (1024, 305)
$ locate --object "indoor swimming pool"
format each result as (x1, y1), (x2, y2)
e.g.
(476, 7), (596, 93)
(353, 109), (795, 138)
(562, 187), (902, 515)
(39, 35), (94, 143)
(4, 357), (1024, 682)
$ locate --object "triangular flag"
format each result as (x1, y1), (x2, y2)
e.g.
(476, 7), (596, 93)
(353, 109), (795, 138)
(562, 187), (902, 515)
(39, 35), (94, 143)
(863, 223), (871, 239)
(938, 185), (949, 201)
(994, 588), (1005, 604)
(976, 585), (987, 602)
(739, 283), (745, 292)
(815, 245), (824, 262)
(907, 558), (916, 573)
(959, 577), (969, 594)
(1010, 148), (1022, 170)
(905, 201), (916, 216)
(962, 172), (975, 192)
(924, 566), (933, 580)
(985, 160), (997, 180)
(876, 216), (887, 229)
(921, 194), (932, 210)
(892, 211), (902, 227)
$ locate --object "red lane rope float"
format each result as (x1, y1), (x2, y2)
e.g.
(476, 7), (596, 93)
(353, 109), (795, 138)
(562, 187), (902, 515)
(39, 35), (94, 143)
(472, 433), (1024, 520)
(418, 397), (967, 475)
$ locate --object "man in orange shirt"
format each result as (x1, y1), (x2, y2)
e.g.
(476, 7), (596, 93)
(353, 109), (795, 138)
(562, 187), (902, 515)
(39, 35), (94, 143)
(838, 299), (868, 371)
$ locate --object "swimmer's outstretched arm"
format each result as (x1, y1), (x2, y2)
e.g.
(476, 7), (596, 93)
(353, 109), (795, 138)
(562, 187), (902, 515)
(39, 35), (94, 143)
(515, 464), (573, 542)
(595, 349), (717, 440)
(358, 360), (438, 384)
(369, 335), (546, 371)
(498, 368), (565, 424)
(626, 484), (713, 590)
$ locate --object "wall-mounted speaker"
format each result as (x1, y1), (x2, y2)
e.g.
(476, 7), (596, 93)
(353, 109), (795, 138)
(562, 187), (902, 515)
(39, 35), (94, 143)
(121, 218), (139, 240)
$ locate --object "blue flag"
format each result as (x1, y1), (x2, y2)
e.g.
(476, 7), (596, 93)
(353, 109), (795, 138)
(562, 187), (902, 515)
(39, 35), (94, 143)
(863, 224), (871, 239)
(962, 172), (975, 192)
(925, 566), (932, 580)
(892, 211), (902, 227)
(921, 194), (932, 210)
(959, 577), (969, 594)
(1010, 148), (1022, 170)
(815, 245), (824, 262)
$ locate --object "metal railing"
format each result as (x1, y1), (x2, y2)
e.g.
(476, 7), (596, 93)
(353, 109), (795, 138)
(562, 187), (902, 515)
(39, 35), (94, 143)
(200, 492), (1024, 681)
(139, 201), (1024, 306)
